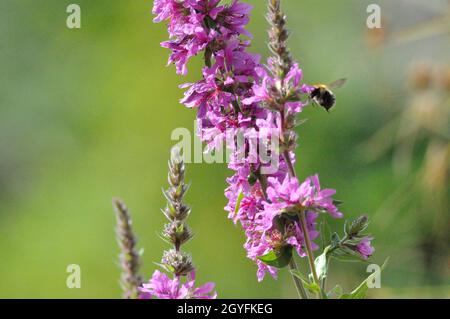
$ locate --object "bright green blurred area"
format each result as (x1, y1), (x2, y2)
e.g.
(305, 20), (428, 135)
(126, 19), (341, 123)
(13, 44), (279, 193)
(0, 0), (449, 298)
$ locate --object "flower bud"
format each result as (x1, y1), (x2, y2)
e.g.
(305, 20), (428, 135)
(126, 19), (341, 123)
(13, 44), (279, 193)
(162, 249), (194, 276)
(163, 220), (193, 247)
(346, 215), (369, 237)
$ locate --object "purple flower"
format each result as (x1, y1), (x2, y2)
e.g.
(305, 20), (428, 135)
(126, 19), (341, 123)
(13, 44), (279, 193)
(219, 0), (253, 37)
(139, 270), (184, 299)
(265, 174), (343, 219)
(184, 271), (218, 299)
(256, 260), (278, 282)
(160, 20), (212, 75)
(152, 0), (186, 24)
(243, 63), (309, 113)
(234, 174), (342, 281)
(153, 0), (253, 75)
(241, 67), (274, 106)
(285, 212), (320, 257)
(139, 270), (217, 299)
(180, 64), (235, 118)
(356, 237), (375, 260)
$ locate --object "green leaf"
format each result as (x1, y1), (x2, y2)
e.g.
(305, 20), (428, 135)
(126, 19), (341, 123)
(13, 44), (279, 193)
(257, 246), (293, 269)
(290, 270), (322, 296)
(219, 0), (235, 6)
(204, 16), (218, 30)
(328, 285), (344, 298)
(234, 191), (244, 216)
(331, 232), (340, 247)
(303, 281), (321, 294)
(344, 220), (350, 236)
(330, 246), (368, 263)
(289, 269), (308, 282)
(314, 247), (330, 281)
(247, 172), (258, 186)
(154, 262), (175, 274)
(340, 258), (389, 299)
(333, 199), (344, 207)
(332, 254), (367, 263)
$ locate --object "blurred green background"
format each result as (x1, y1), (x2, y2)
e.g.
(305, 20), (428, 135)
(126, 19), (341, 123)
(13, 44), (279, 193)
(0, 0), (449, 298)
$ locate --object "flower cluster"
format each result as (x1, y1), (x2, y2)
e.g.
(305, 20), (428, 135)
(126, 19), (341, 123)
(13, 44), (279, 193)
(139, 147), (216, 299)
(256, 174), (343, 257)
(153, 0), (252, 75)
(243, 63), (311, 113)
(152, 0), (373, 284)
(140, 270), (216, 299)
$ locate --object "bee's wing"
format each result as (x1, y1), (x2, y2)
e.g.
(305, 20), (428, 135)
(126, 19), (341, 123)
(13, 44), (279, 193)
(328, 78), (347, 89)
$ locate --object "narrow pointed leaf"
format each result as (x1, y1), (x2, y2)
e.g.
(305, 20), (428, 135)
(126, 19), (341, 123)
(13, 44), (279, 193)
(340, 258), (389, 299)
(257, 246), (293, 268)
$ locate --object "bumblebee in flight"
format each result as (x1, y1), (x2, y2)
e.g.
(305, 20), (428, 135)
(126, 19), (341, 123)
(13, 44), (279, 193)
(310, 78), (347, 112)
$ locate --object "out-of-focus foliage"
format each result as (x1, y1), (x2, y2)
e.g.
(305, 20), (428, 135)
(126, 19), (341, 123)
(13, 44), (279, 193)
(0, 0), (448, 298)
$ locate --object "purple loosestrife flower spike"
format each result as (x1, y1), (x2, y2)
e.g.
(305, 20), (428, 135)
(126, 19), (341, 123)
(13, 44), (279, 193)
(140, 147), (216, 299)
(152, 0), (361, 290)
(152, 0), (311, 283)
(113, 198), (143, 299)
(152, 0), (377, 299)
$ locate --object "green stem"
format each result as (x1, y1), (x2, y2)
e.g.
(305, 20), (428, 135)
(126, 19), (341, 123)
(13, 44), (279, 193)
(283, 150), (297, 178)
(320, 259), (330, 292)
(288, 258), (309, 299)
(298, 208), (321, 298)
(283, 151), (322, 298)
